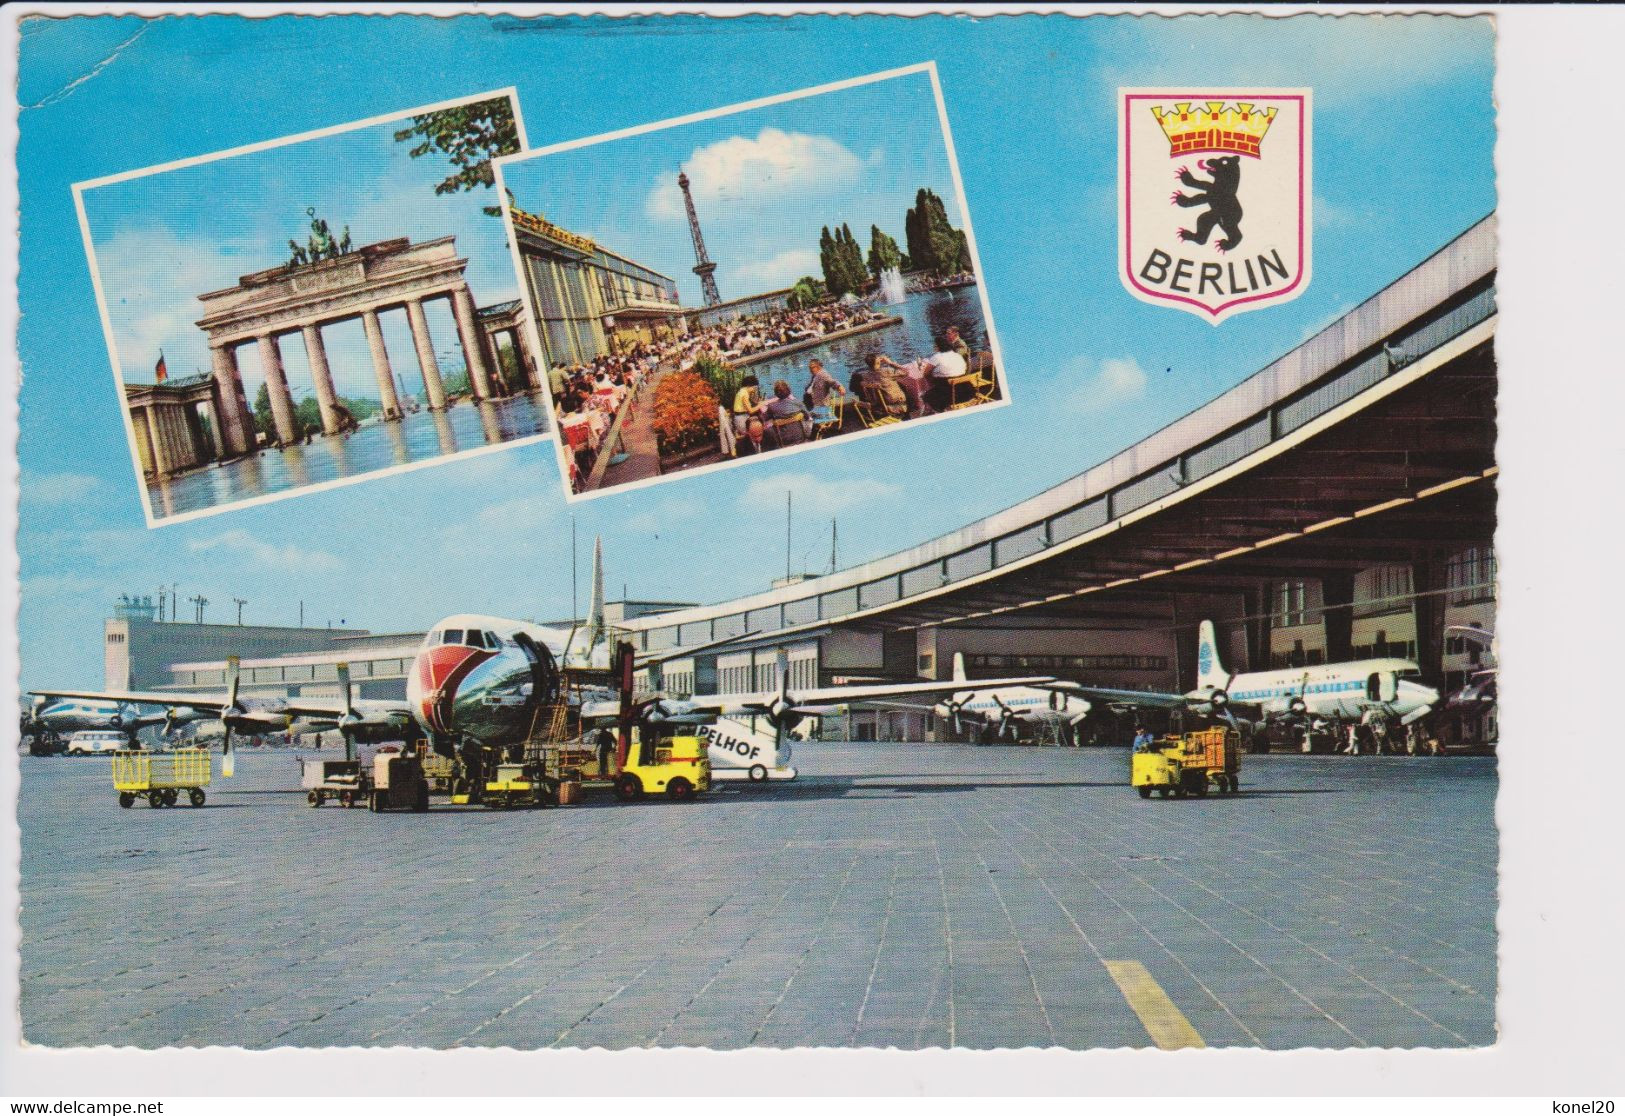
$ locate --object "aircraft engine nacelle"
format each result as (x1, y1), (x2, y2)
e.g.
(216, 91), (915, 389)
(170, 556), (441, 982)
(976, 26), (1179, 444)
(1207, 689), (1229, 710)
(1288, 697), (1307, 716)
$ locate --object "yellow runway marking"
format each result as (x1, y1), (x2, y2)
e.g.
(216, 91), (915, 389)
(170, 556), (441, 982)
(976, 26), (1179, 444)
(1105, 960), (1207, 1050)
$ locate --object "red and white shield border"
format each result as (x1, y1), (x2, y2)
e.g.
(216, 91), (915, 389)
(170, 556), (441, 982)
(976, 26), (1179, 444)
(1118, 88), (1312, 324)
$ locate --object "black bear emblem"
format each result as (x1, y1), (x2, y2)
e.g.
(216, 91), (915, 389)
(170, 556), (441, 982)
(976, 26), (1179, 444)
(1170, 156), (1244, 253)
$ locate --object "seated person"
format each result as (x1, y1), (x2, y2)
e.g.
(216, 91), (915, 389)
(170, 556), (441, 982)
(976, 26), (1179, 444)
(731, 374), (763, 436)
(736, 416), (770, 456)
(762, 379), (809, 445)
(920, 332), (969, 413)
(857, 353), (920, 418)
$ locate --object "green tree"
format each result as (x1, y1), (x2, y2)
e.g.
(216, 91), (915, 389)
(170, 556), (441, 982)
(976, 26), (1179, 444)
(867, 224), (903, 279)
(788, 274), (826, 311)
(393, 98), (521, 216)
(905, 188), (968, 276)
(843, 224), (866, 291)
(818, 226), (843, 296)
(252, 381), (274, 440)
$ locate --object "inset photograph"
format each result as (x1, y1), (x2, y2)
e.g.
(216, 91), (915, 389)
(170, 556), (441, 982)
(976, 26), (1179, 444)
(495, 63), (1006, 499)
(74, 90), (549, 526)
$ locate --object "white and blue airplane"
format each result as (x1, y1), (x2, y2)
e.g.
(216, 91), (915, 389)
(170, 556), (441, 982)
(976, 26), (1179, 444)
(1064, 620), (1440, 734)
(929, 654), (1094, 744)
(20, 695), (208, 752)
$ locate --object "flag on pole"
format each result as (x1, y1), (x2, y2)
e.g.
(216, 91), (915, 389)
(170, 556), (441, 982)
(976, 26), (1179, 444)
(154, 351), (168, 383)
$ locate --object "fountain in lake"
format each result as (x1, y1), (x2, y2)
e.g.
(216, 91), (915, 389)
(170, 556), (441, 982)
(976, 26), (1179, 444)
(878, 267), (907, 305)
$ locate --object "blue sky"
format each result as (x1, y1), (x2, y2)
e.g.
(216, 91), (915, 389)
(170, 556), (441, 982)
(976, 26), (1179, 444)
(500, 69), (961, 305)
(15, 13), (1496, 689)
(77, 94), (521, 409)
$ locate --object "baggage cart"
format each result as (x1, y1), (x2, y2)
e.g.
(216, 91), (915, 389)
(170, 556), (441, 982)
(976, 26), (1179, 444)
(301, 758), (369, 808)
(113, 749), (211, 809)
(1131, 728), (1241, 799)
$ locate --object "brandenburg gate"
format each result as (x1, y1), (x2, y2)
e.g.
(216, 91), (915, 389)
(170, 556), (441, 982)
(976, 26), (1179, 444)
(195, 235), (535, 450)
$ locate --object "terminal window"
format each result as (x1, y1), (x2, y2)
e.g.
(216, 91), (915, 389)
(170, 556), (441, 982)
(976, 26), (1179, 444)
(967, 654), (1169, 673)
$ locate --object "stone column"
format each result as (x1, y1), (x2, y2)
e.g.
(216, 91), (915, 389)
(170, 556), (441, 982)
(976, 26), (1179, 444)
(406, 299), (447, 411)
(257, 333), (299, 445)
(203, 398), (227, 460)
(301, 322), (343, 436)
(142, 405), (168, 478)
(209, 343), (251, 456)
(362, 309), (402, 420)
(451, 285), (494, 401)
(1410, 554), (1447, 687)
(1321, 572), (1356, 663)
(511, 328), (542, 391)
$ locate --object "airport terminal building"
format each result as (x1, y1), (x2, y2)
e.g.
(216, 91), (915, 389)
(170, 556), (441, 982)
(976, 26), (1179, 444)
(614, 217), (1499, 744)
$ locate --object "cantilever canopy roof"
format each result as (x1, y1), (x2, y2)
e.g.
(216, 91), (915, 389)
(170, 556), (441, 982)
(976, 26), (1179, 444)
(617, 215), (1498, 653)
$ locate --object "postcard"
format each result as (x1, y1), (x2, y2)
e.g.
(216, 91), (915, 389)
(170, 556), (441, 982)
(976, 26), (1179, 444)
(495, 63), (1006, 499)
(8, 4), (1530, 1088)
(73, 89), (546, 526)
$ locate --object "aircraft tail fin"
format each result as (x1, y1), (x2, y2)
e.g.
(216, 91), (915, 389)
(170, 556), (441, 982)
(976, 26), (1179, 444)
(952, 652), (967, 683)
(1196, 620), (1228, 691)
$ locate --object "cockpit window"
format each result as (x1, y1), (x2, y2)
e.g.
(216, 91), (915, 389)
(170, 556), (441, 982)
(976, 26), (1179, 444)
(483, 631), (502, 648)
(465, 630), (487, 649)
(442, 629), (464, 645)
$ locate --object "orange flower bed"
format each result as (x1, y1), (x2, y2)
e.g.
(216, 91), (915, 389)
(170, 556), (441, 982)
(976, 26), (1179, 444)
(652, 371), (720, 457)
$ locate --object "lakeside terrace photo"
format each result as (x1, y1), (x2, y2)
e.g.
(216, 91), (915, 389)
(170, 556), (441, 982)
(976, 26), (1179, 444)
(74, 91), (548, 525)
(495, 64), (1007, 499)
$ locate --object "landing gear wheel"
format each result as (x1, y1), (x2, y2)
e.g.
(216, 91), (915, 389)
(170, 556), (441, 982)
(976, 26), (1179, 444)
(147, 792), (164, 808)
(189, 788), (205, 807)
(615, 774), (643, 802)
(308, 790), (323, 807)
(118, 792), (135, 809)
(667, 777), (695, 801)
(748, 764), (769, 783)
(1137, 786), (1152, 799)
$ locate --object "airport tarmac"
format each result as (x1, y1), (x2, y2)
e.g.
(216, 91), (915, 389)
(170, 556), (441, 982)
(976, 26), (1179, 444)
(18, 742), (1496, 1050)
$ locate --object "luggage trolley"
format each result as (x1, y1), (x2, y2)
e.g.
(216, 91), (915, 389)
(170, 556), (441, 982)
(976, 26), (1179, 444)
(112, 749), (211, 809)
(1131, 728), (1241, 799)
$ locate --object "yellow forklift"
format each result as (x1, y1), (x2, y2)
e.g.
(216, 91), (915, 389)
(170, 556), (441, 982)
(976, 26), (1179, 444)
(452, 642), (711, 807)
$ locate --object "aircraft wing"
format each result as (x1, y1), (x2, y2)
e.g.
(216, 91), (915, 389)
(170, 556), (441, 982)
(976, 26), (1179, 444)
(28, 689), (410, 727)
(1041, 685), (1193, 711)
(688, 676), (1060, 716)
(28, 688), (230, 713)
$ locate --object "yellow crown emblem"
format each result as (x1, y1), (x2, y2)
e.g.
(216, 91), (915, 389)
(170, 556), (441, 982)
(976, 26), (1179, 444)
(1151, 101), (1277, 159)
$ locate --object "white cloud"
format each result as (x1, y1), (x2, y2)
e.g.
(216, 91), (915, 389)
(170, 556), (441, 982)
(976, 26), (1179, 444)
(646, 128), (866, 221)
(89, 224), (256, 381)
(733, 248), (821, 288)
(1065, 356), (1150, 415)
(736, 473), (901, 518)
(186, 528), (343, 573)
(21, 472), (101, 506)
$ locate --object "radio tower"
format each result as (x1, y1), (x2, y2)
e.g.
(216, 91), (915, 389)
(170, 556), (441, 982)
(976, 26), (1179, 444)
(678, 169), (722, 306)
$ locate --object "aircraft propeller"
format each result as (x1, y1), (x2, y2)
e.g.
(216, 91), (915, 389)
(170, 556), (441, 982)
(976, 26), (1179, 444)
(219, 656), (243, 776)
